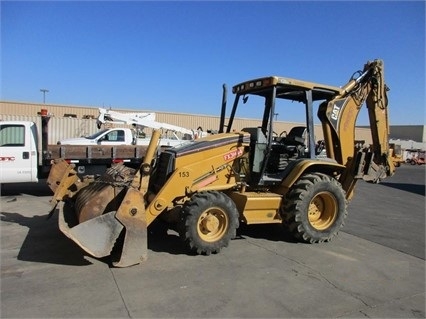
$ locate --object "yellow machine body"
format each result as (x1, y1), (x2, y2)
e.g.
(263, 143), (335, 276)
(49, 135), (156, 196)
(48, 59), (395, 267)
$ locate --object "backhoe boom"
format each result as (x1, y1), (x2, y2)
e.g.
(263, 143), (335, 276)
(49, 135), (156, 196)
(318, 59), (394, 196)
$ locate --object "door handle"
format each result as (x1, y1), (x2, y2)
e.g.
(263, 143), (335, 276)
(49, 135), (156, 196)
(23, 151), (29, 159)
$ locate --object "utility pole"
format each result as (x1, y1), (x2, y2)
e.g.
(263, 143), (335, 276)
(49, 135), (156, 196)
(40, 89), (49, 104)
(274, 113), (279, 121)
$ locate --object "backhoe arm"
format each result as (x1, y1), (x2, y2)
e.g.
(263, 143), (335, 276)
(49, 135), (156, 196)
(318, 59), (395, 198)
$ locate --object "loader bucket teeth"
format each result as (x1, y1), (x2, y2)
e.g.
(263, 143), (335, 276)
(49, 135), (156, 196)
(58, 202), (124, 258)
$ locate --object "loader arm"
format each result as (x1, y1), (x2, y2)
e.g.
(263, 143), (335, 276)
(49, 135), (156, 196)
(318, 59), (395, 198)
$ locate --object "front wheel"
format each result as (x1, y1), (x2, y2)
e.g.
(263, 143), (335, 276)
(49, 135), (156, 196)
(179, 191), (239, 255)
(282, 173), (347, 243)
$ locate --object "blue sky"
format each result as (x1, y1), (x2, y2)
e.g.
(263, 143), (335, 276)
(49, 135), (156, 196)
(1, 1), (425, 125)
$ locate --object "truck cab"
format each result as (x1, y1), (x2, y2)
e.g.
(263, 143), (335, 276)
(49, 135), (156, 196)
(58, 128), (134, 146)
(0, 121), (39, 183)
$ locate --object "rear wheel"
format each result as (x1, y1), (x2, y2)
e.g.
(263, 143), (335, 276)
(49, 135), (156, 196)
(282, 173), (347, 243)
(179, 191), (239, 255)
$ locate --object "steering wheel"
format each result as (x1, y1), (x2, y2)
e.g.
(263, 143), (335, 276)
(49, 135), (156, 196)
(279, 130), (287, 138)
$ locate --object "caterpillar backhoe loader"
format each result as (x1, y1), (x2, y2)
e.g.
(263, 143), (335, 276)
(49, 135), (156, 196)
(47, 59), (395, 267)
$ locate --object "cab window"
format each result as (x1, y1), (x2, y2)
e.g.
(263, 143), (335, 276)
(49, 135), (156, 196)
(0, 124), (25, 147)
(105, 130), (124, 142)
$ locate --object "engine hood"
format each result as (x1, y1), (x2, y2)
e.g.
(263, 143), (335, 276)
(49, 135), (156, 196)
(171, 132), (250, 158)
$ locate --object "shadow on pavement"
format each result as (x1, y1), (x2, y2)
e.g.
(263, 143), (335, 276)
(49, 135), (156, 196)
(379, 182), (425, 196)
(237, 223), (299, 243)
(147, 220), (192, 256)
(147, 221), (298, 257)
(0, 180), (53, 197)
(1, 212), (92, 266)
(1, 211), (299, 267)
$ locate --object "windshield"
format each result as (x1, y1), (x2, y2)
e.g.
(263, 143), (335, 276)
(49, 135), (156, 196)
(86, 129), (109, 139)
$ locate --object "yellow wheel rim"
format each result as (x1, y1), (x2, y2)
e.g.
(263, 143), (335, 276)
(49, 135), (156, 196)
(308, 191), (338, 230)
(197, 208), (228, 242)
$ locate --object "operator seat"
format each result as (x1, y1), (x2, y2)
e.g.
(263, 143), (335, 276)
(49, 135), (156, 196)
(282, 126), (306, 147)
(280, 126), (307, 158)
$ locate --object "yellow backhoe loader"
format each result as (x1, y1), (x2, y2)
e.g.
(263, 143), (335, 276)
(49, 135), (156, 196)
(47, 59), (395, 267)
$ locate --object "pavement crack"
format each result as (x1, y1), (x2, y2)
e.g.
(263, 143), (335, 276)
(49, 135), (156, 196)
(109, 268), (132, 318)
(245, 238), (372, 308)
(337, 292), (426, 318)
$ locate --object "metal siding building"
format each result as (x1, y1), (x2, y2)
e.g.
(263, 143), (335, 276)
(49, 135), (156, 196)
(389, 125), (426, 143)
(1, 100), (375, 144)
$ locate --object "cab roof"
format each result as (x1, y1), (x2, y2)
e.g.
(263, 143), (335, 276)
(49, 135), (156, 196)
(232, 76), (343, 102)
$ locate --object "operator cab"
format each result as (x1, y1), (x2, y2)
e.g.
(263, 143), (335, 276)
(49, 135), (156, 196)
(222, 76), (341, 186)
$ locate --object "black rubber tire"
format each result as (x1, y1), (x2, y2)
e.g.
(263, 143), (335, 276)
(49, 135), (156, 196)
(282, 172), (347, 243)
(179, 191), (239, 255)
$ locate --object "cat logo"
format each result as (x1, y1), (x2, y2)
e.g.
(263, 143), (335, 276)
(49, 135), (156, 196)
(331, 104), (341, 121)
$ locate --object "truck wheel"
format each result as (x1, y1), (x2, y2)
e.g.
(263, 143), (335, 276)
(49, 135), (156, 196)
(282, 173), (347, 243)
(179, 191), (239, 255)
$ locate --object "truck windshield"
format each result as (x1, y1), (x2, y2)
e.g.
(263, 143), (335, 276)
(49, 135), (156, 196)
(86, 129), (109, 139)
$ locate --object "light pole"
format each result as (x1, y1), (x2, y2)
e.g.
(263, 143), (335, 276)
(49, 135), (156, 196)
(40, 89), (49, 104)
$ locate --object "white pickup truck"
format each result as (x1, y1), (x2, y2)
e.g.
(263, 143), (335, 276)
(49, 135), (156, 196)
(58, 127), (192, 148)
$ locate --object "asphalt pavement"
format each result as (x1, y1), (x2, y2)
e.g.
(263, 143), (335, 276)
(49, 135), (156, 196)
(1, 165), (425, 318)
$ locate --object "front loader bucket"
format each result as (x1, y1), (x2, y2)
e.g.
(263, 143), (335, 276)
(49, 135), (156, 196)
(58, 202), (123, 258)
(57, 187), (149, 267)
(50, 130), (161, 267)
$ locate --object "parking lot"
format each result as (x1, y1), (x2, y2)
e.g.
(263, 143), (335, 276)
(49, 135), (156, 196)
(1, 164), (425, 318)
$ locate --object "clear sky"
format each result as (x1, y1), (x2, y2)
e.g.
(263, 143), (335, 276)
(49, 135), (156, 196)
(1, 1), (425, 125)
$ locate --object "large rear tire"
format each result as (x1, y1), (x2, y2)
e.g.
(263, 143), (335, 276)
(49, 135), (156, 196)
(282, 173), (347, 243)
(179, 191), (239, 255)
